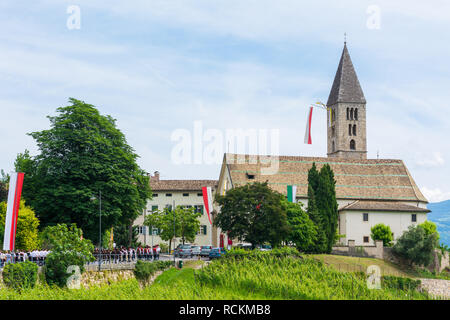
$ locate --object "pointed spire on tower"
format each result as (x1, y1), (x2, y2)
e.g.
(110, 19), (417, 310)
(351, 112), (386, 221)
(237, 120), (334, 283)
(326, 43), (366, 106)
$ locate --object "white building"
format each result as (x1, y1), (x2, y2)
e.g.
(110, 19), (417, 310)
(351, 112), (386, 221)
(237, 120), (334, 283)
(134, 171), (218, 247)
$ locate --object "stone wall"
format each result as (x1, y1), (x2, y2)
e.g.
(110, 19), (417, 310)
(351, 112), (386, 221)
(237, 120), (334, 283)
(80, 270), (135, 289)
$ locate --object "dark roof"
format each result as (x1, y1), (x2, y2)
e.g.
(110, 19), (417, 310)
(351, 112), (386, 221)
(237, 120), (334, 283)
(224, 153), (428, 203)
(339, 200), (430, 213)
(150, 178), (218, 191)
(327, 43), (366, 106)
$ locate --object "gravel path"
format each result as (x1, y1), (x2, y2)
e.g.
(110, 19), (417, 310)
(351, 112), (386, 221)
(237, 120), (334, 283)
(419, 278), (450, 299)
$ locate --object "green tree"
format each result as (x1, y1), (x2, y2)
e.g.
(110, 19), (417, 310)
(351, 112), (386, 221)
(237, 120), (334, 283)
(113, 222), (140, 248)
(0, 201), (40, 251)
(392, 225), (439, 267)
(15, 98), (151, 243)
(0, 170), (8, 202)
(178, 206), (202, 244)
(214, 182), (290, 248)
(42, 223), (94, 287)
(283, 199), (317, 252)
(306, 163), (338, 253)
(370, 223), (393, 247)
(419, 221), (440, 241)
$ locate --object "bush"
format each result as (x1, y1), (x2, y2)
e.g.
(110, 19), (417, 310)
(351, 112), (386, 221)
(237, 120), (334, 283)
(370, 224), (393, 247)
(2, 261), (38, 290)
(133, 260), (173, 283)
(382, 276), (421, 291)
(392, 225), (438, 267)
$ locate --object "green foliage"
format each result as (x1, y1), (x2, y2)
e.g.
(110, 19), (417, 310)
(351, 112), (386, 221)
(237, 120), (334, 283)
(392, 225), (439, 267)
(2, 261), (38, 291)
(419, 221), (439, 241)
(307, 163), (338, 253)
(0, 170), (8, 202)
(15, 98), (151, 243)
(133, 260), (174, 283)
(283, 200), (317, 252)
(0, 201), (40, 251)
(43, 224), (95, 287)
(144, 205), (202, 251)
(382, 276), (421, 291)
(112, 223), (140, 248)
(370, 223), (393, 247)
(214, 182), (290, 248)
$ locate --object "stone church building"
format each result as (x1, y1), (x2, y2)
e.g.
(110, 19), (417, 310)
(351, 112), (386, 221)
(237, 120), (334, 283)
(215, 43), (430, 246)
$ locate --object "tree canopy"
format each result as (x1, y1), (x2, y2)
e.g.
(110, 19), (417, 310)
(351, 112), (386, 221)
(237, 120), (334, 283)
(283, 200), (317, 252)
(15, 98), (151, 243)
(370, 223), (393, 247)
(214, 182), (290, 248)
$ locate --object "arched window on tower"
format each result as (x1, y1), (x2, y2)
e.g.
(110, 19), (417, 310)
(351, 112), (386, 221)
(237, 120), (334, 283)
(353, 124), (357, 136)
(332, 141), (335, 152)
(348, 124), (352, 136)
(350, 108), (354, 120)
(350, 139), (356, 150)
(346, 108), (349, 120)
(354, 108), (358, 120)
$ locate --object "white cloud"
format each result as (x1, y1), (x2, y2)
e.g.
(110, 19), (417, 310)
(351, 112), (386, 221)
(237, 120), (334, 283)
(421, 187), (450, 203)
(416, 152), (445, 168)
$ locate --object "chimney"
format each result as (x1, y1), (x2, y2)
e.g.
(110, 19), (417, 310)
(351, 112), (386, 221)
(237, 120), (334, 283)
(154, 171), (160, 181)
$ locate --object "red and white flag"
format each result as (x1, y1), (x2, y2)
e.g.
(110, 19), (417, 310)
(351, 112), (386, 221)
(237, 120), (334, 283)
(201, 186), (213, 225)
(304, 106), (313, 144)
(3, 172), (25, 251)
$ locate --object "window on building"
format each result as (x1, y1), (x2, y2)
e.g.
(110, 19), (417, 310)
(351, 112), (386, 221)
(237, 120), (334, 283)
(411, 214), (417, 222)
(352, 124), (356, 136)
(331, 126), (335, 137)
(332, 141), (335, 152)
(363, 213), (369, 222)
(350, 108), (354, 120)
(166, 193), (172, 197)
(194, 205), (204, 214)
(354, 108), (358, 120)
(197, 193), (203, 197)
(139, 226), (147, 235)
(347, 108), (349, 120)
(183, 193), (189, 197)
(151, 205), (158, 213)
(246, 172), (255, 179)
(350, 139), (356, 150)
(349, 124), (352, 136)
(202, 225), (207, 235)
(153, 193), (158, 197)
(165, 204), (172, 212)
(363, 236), (370, 243)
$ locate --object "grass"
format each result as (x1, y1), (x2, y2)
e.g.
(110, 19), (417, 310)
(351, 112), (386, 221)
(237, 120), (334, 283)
(0, 252), (437, 300)
(308, 254), (415, 278)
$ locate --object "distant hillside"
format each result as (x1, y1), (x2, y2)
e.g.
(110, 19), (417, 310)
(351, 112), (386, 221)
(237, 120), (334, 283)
(428, 200), (450, 247)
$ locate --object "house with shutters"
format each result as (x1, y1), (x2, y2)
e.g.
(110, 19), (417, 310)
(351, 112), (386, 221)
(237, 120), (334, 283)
(215, 43), (430, 246)
(134, 171), (218, 247)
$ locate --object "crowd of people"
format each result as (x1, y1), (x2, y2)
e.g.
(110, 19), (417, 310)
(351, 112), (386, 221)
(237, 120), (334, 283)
(91, 245), (161, 264)
(0, 245), (162, 269)
(0, 250), (50, 268)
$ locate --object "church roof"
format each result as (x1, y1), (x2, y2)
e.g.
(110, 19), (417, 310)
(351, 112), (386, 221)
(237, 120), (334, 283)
(327, 43), (366, 106)
(339, 200), (430, 213)
(224, 154), (428, 203)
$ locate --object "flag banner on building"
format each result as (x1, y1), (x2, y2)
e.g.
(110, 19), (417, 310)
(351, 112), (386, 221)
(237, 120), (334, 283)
(202, 186), (213, 225)
(287, 185), (297, 203)
(304, 106), (313, 144)
(3, 172), (25, 251)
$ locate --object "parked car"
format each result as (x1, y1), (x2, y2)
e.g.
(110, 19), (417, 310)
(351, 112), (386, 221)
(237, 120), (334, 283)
(209, 247), (227, 260)
(200, 245), (213, 257)
(175, 244), (193, 258)
(257, 244), (272, 251)
(191, 245), (201, 256)
(236, 243), (252, 250)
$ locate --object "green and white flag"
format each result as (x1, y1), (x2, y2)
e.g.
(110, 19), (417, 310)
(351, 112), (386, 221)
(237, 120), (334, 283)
(287, 185), (297, 203)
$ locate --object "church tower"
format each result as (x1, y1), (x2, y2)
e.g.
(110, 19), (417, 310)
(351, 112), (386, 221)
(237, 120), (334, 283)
(327, 43), (367, 159)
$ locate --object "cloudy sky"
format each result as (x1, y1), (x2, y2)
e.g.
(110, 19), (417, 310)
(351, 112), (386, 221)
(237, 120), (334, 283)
(0, 1), (449, 202)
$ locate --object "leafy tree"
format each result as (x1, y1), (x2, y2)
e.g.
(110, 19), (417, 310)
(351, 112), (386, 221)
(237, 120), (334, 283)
(0, 201), (40, 251)
(144, 206), (201, 251)
(214, 182), (290, 248)
(113, 222), (140, 248)
(15, 98), (151, 243)
(419, 221), (439, 241)
(283, 199), (317, 252)
(0, 170), (8, 202)
(370, 223), (393, 247)
(42, 223), (94, 287)
(392, 225), (439, 267)
(306, 163), (338, 253)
